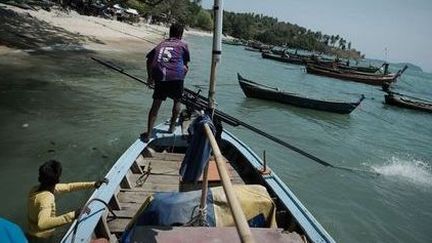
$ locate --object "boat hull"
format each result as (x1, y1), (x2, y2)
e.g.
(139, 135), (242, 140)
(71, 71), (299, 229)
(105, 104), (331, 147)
(238, 74), (363, 114)
(306, 64), (396, 86)
(385, 93), (432, 113)
(262, 52), (306, 65)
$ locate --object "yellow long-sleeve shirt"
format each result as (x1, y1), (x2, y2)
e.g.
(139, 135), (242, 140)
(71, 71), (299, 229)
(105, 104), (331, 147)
(27, 182), (95, 238)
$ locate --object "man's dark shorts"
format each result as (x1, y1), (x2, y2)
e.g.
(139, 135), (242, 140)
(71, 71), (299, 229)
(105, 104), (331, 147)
(153, 80), (184, 101)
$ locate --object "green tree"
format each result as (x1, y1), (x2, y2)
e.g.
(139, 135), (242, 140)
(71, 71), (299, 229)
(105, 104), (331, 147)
(195, 10), (213, 30)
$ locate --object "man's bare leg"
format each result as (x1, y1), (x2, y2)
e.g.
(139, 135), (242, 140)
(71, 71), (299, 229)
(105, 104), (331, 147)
(168, 100), (181, 133)
(143, 99), (163, 141)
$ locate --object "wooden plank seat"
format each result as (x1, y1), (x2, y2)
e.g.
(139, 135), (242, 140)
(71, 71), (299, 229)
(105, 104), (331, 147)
(108, 152), (246, 237)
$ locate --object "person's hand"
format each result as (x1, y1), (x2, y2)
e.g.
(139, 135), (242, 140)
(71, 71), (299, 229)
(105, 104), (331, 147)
(183, 65), (189, 74)
(95, 178), (109, 188)
(74, 207), (90, 219)
(147, 77), (154, 86)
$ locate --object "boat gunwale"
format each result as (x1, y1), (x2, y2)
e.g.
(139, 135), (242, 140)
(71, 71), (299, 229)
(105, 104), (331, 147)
(222, 129), (335, 243)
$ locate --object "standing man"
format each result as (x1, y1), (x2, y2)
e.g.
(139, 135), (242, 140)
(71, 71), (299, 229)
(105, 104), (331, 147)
(142, 23), (190, 141)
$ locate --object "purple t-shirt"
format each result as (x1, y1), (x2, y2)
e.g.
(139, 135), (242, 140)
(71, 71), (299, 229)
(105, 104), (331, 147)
(146, 38), (190, 82)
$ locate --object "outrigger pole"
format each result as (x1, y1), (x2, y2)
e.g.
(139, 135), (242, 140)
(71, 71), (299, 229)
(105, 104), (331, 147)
(91, 56), (379, 176)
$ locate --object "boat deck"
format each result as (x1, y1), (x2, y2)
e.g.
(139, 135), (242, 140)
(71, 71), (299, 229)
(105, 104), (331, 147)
(107, 150), (244, 235)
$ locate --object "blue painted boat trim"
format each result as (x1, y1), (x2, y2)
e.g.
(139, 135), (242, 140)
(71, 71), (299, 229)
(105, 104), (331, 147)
(61, 139), (146, 242)
(61, 122), (176, 243)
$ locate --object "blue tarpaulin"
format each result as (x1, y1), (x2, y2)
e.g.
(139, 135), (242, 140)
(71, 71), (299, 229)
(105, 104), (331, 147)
(121, 185), (276, 243)
(179, 114), (216, 182)
(121, 189), (215, 243)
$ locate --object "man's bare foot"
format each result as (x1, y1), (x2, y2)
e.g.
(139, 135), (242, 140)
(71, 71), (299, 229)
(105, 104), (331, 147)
(168, 123), (176, 133)
(140, 132), (150, 142)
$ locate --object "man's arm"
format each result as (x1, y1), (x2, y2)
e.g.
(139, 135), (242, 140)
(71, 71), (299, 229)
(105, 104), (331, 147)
(146, 58), (154, 85)
(37, 195), (75, 231)
(54, 182), (95, 194)
(183, 45), (190, 75)
(146, 49), (156, 85)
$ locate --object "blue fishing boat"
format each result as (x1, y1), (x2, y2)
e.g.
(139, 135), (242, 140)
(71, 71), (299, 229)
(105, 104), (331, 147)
(62, 0), (336, 242)
(61, 121), (335, 243)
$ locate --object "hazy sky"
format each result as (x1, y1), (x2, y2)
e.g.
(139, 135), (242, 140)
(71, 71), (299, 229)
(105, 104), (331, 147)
(202, 0), (432, 72)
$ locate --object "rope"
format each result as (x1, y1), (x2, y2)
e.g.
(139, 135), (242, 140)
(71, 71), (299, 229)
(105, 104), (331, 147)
(135, 163), (152, 187)
(184, 205), (209, 227)
(70, 198), (117, 243)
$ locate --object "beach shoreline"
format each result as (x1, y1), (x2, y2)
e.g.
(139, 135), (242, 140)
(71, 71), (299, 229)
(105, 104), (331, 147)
(0, 4), (212, 55)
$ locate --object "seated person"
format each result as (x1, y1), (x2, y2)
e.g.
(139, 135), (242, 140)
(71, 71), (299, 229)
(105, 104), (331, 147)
(27, 160), (107, 241)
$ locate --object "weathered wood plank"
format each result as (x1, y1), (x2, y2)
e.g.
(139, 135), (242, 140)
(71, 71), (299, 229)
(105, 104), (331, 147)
(131, 161), (143, 174)
(117, 191), (149, 203)
(129, 174), (180, 186)
(111, 208), (139, 219)
(141, 159), (180, 166)
(135, 154), (146, 167)
(107, 218), (130, 234)
(127, 183), (180, 192)
(149, 152), (185, 161)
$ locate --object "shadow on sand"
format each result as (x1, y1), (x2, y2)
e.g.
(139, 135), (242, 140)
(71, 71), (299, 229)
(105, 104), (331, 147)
(0, 7), (104, 50)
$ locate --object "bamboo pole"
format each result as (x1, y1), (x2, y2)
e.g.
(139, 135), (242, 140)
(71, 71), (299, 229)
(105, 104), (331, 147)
(198, 161), (209, 225)
(204, 124), (255, 243)
(198, 0), (224, 225)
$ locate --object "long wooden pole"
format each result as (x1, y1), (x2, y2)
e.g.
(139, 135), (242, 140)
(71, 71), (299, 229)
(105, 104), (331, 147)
(204, 124), (254, 243)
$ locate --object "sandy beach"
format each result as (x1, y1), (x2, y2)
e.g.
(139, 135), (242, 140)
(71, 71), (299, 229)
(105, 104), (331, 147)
(0, 3), (212, 55)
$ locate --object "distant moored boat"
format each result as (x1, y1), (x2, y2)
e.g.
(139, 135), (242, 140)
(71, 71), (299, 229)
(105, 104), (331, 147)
(306, 64), (407, 86)
(238, 73), (365, 114)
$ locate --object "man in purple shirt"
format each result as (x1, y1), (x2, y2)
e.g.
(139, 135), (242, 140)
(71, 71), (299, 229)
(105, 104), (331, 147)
(142, 23), (190, 141)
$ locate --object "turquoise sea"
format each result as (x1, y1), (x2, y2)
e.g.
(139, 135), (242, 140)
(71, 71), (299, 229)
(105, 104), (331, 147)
(0, 34), (431, 242)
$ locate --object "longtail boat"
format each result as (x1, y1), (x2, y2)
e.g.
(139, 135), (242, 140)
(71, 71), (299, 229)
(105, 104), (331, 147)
(244, 47), (261, 52)
(262, 52), (306, 65)
(62, 1), (336, 242)
(222, 39), (244, 46)
(311, 63), (388, 77)
(306, 64), (407, 86)
(384, 92), (432, 113)
(238, 73), (364, 114)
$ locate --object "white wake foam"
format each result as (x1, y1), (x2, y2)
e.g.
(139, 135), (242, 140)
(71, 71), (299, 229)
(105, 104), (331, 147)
(372, 156), (432, 186)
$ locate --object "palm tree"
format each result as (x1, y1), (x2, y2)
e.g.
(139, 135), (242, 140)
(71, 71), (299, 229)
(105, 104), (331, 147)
(335, 34), (340, 46)
(330, 35), (336, 47)
(338, 38), (346, 49)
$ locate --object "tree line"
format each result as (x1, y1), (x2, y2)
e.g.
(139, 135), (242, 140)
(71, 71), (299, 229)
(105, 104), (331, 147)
(133, 0), (361, 58)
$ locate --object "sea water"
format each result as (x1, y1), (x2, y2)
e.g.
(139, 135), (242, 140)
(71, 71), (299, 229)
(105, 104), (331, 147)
(0, 35), (431, 242)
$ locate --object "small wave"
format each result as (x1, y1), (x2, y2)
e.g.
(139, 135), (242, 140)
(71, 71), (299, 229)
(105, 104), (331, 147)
(372, 156), (432, 186)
